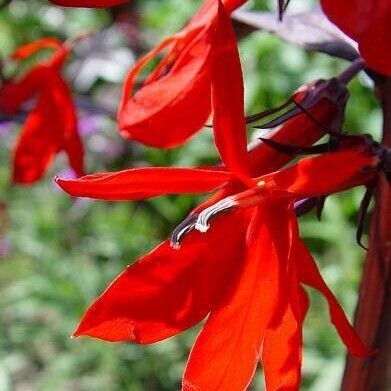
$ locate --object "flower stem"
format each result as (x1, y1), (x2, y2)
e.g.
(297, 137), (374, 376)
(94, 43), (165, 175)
(337, 58), (366, 85)
(341, 77), (391, 390)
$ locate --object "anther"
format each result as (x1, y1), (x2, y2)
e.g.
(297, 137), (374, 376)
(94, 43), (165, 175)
(195, 197), (237, 233)
(170, 214), (198, 249)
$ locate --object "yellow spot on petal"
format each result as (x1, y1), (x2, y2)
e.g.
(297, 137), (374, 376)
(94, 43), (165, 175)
(258, 180), (266, 187)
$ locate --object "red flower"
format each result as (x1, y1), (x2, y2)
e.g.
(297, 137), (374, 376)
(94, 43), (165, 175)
(58, 144), (376, 390)
(321, 0), (391, 75)
(0, 38), (84, 184)
(56, 2), (375, 388)
(49, 0), (127, 7)
(118, 0), (247, 148)
(178, 139), (376, 390)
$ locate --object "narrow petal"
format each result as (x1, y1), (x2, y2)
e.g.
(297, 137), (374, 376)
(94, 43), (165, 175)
(211, 145), (377, 215)
(11, 37), (62, 60)
(195, 0), (247, 27)
(11, 68), (84, 184)
(50, 73), (84, 177)
(223, 0), (247, 13)
(118, 0), (249, 148)
(12, 109), (58, 184)
(56, 167), (232, 200)
(73, 209), (252, 343)
(265, 146), (378, 198)
(12, 90), (60, 184)
(0, 66), (46, 114)
(50, 0), (128, 7)
(262, 287), (309, 391)
(183, 206), (289, 391)
(211, 0), (249, 181)
(118, 27), (213, 147)
(296, 239), (372, 357)
(262, 218), (309, 391)
(118, 35), (179, 115)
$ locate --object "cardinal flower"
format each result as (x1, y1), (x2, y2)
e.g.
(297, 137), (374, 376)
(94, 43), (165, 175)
(118, 0), (249, 148)
(57, 142), (377, 390)
(187, 146), (378, 389)
(49, 0), (127, 7)
(57, 3), (374, 389)
(177, 136), (378, 391)
(321, 0), (391, 75)
(0, 38), (84, 184)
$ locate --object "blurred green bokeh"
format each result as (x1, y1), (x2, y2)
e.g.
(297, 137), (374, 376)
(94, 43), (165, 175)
(0, 1), (381, 390)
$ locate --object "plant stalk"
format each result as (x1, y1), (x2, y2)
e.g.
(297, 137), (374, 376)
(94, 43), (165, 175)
(341, 77), (391, 390)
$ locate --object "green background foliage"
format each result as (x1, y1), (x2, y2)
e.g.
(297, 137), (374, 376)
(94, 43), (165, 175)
(0, 0), (382, 390)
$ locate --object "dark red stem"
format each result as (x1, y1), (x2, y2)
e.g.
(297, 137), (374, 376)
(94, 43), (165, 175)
(341, 78), (391, 390)
(337, 58), (366, 85)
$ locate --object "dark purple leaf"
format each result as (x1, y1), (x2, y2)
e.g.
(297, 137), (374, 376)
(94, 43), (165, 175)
(232, 8), (358, 61)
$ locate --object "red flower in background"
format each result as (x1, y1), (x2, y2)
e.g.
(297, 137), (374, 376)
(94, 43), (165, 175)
(321, 0), (391, 75)
(56, 2), (376, 389)
(49, 0), (127, 7)
(0, 38), (84, 184)
(118, 0), (247, 148)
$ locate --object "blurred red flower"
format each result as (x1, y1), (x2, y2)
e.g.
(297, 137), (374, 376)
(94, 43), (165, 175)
(49, 0), (127, 7)
(0, 38), (84, 184)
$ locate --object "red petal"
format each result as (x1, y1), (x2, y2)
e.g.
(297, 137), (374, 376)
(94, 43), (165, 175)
(118, 28), (213, 148)
(49, 0), (128, 7)
(11, 38), (62, 60)
(262, 220), (309, 391)
(320, 0), (358, 41)
(357, 0), (391, 76)
(13, 88), (60, 184)
(262, 286), (309, 391)
(211, 0), (250, 182)
(266, 147), (377, 198)
(223, 0), (247, 12)
(193, 0), (246, 26)
(0, 66), (47, 114)
(4, 38), (70, 115)
(51, 73), (84, 177)
(56, 167), (232, 200)
(118, 0), (249, 147)
(227, 146), (376, 212)
(296, 239), (372, 357)
(183, 206), (289, 391)
(12, 69), (84, 184)
(12, 69), (69, 184)
(321, 0), (391, 75)
(73, 209), (252, 343)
